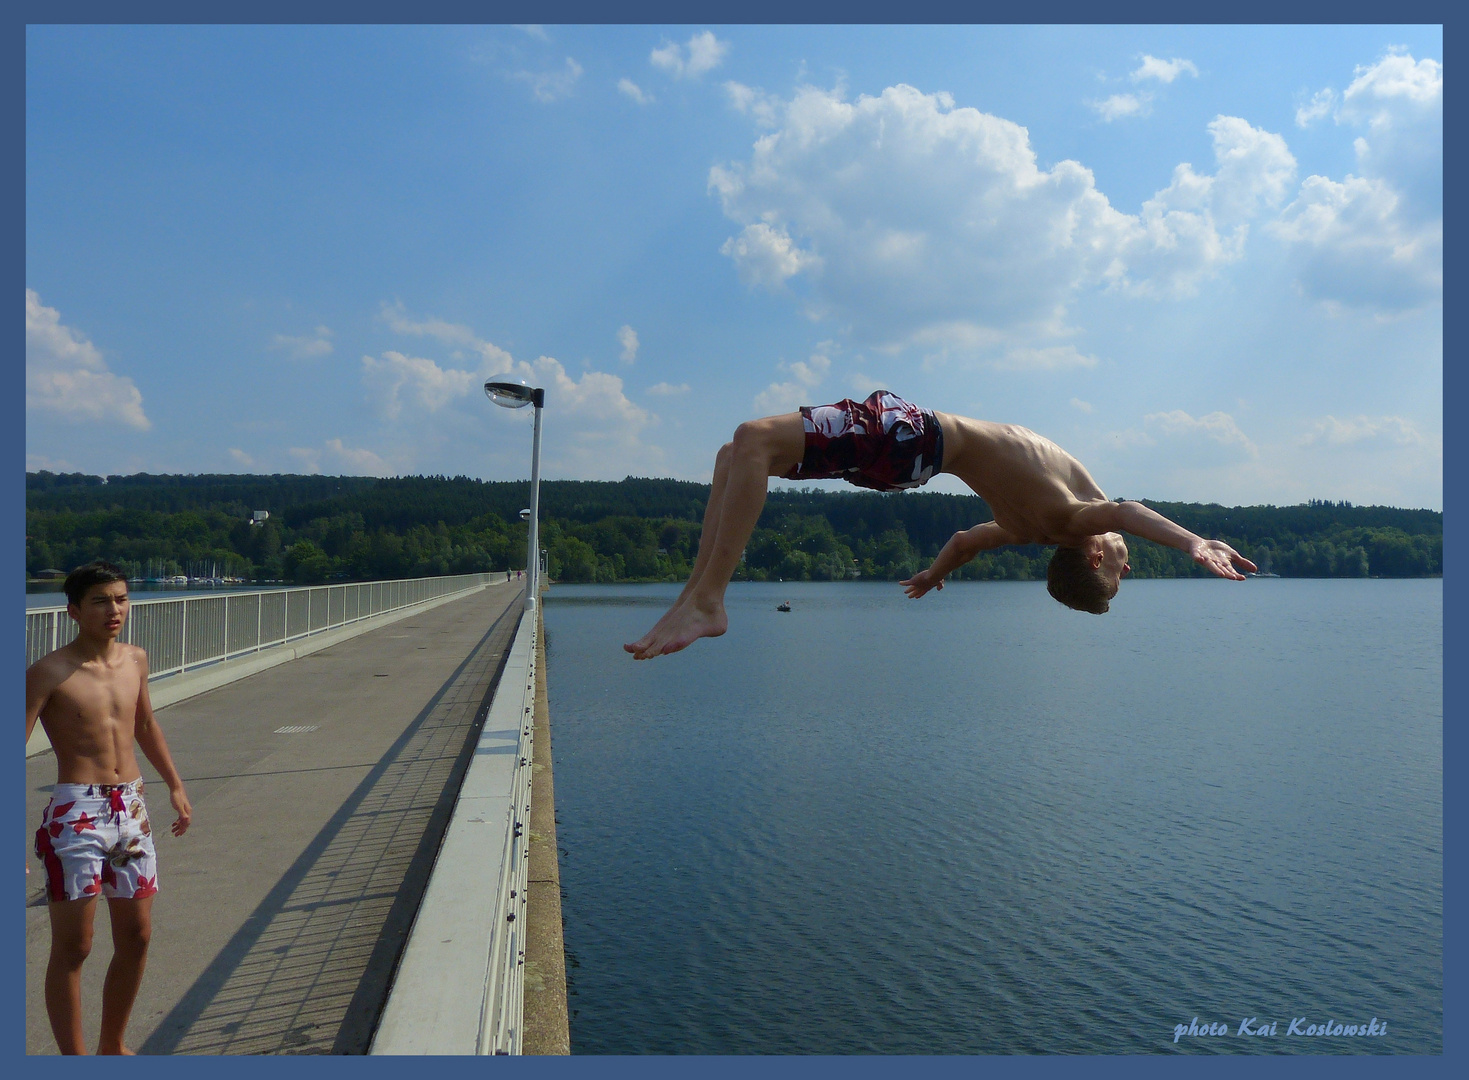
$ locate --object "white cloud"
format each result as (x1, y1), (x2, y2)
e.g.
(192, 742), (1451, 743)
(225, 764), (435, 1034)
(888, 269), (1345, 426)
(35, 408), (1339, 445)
(1297, 414), (1429, 449)
(287, 439), (394, 476)
(515, 25), (550, 42)
(288, 446), (322, 474)
(617, 324), (640, 362)
(1090, 93), (1150, 121)
(724, 81), (781, 127)
(380, 301), (513, 371)
(753, 351), (831, 415)
(712, 84), (1297, 355)
(647, 382), (690, 396)
(228, 448), (255, 467)
(1295, 88), (1337, 127)
(1339, 50), (1442, 125)
(324, 438), (393, 475)
(718, 223), (823, 290)
(1145, 409), (1257, 457)
(498, 354), (662, 478)
(992, 345), (1099, 372)
(1131, 55), (1199, 84)
(1070, 397), (1094, 413)
(1268, 52), (1440, 314)
(1269, 173), (1441, 312)
(512, 57), (582, 102)
(26, 288), (150, 431)
(270, 325), (333, 359)
(361, 351), (479, 420)
(618, 78), (655, 105)
(650, 31), (728, 80)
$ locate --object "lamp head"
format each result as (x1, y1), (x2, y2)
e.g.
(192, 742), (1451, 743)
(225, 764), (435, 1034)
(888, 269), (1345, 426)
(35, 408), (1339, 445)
(485, 379), (542, 409)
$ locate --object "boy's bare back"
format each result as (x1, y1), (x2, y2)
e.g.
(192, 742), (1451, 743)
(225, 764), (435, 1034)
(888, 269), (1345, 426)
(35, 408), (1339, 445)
(933, 413), (1112, 545)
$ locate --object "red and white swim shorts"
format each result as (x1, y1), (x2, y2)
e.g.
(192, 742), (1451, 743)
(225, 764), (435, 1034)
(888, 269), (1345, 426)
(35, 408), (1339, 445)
(34, 778), (159, 902)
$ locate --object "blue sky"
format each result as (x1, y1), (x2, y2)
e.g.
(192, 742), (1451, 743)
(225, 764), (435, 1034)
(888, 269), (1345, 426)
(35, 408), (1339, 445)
(25, 24), (1442, 509)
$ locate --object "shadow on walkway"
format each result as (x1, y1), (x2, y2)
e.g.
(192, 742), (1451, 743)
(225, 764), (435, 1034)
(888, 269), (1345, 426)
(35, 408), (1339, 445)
(140, 601), (522, 1055)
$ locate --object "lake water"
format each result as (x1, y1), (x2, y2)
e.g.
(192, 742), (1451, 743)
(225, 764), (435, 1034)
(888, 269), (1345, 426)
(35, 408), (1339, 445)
(543, 579), (1442, 1054)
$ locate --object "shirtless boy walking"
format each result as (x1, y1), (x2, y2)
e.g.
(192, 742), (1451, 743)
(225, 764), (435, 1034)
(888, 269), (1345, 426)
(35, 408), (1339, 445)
(626, 390), (1255, 659)
(25, 561), (192, 1054)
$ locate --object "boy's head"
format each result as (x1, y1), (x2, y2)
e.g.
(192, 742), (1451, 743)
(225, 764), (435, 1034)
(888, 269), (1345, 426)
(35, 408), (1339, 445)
(64, 561), (130, 636)
(1047, 534), (1130, 614)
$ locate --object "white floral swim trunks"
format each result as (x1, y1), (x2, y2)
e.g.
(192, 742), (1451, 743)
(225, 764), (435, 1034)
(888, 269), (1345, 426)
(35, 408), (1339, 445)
(34, 779), (158, 902)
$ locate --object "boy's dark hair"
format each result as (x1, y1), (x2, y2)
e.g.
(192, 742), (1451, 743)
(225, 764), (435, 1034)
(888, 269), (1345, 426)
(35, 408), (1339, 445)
(64, 560), (129, 607)
(1046, 546), (1114, 615)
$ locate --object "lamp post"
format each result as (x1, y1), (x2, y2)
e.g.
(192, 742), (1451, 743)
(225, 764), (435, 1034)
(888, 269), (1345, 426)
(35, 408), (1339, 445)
(485, 379), (545, 612)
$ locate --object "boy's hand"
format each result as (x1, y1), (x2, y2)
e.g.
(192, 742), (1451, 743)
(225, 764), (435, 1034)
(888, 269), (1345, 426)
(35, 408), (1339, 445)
(1189, 538), (1257, 580)
(901, 569), (944, 599)
(169, 787), (193, 837)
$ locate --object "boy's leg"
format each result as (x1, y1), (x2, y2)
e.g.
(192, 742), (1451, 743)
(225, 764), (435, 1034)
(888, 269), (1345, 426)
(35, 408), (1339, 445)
(629, 413), (804, 658)
(624, 439), (736, 653)
(46, 897), (98, 1054)
(97, 895), (153, 1055)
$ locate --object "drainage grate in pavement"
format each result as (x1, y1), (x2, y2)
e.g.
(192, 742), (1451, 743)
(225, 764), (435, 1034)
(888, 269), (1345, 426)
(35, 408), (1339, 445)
(273, 725), (321, 734)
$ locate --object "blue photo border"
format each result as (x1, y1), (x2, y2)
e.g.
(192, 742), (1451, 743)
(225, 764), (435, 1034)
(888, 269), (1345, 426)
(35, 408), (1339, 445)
(12, 1), (1454, 1075)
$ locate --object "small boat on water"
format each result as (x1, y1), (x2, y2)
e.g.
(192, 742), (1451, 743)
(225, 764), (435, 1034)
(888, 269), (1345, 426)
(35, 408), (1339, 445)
(777, 601), (791, 612)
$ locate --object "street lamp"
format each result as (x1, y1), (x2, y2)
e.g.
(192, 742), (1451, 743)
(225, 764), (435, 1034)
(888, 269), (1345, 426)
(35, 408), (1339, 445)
(485, 379), (545, 612)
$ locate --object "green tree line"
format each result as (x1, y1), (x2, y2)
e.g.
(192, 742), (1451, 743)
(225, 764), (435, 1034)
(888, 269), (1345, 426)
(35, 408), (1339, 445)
(26, 472), (1441, 586)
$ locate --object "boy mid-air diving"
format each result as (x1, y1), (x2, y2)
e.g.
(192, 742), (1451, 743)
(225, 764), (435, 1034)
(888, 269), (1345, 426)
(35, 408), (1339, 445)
(25, 561), (192, 1054)
(626, 391), (1255, 659)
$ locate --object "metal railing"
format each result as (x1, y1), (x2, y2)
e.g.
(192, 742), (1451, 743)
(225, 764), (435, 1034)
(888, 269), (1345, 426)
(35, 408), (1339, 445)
(25, 573), (503, 675)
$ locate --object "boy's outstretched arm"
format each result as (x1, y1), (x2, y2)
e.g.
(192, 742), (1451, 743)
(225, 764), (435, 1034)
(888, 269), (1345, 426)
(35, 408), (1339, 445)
(902, 521), (1018, 598)
(1072, 501), (1257, 580)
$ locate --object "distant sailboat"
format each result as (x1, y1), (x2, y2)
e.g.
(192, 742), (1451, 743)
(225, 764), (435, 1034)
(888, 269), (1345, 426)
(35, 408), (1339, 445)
(777, 601), (792, 612)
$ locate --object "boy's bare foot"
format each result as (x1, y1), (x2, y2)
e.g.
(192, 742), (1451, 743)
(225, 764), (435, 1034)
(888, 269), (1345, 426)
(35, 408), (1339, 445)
(624, 597), (688, 655)
(628, 598), (727, 659)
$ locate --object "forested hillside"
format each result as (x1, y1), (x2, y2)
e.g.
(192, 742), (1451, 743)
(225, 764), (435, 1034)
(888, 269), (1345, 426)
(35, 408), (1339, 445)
(26, 472), (1442, 585)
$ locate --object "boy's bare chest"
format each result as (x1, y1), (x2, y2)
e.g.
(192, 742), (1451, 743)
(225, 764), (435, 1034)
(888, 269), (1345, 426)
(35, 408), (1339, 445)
(46, 665), (140, 732)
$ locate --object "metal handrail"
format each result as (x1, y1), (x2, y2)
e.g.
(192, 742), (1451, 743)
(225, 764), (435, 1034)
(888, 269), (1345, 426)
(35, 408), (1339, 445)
(24, 573), (504, 674)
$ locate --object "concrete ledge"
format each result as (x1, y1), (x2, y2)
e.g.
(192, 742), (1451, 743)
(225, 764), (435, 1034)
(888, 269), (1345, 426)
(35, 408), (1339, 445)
(25, 581), (515, 759)
(370, 607), (537, 1055)
(523, 606), (571, 1053)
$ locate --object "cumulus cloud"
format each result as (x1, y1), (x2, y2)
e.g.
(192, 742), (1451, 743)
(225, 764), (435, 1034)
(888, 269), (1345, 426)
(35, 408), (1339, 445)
(647, 382), (690, 396)
(1146, 409), (1257, 457)
(1131, 55), (1199, 83)
(228, 448), (254, 467)
(753, 351), (831, 415)
(650, 31), (728, 79)
(380, 302), (513, 370)
(618, 324), (640, 362)
(719, 222), (823, 290)
(362, 351), (479, 420)
(325, 438), (393, 475)
(375, 304), (662, 478)
(1295, 88), (1337, 127)
(515, 25), (550, 42)
(288, 439), (393, 476)
(26, 289), (150, 431)
(992, 345), (1099, 372)
(270, 325), (333, 359)
(512, 57), (582, 102)
(711, 84), (1297, 356)
(618, 78), (654, 105)
(1070, 397), (1094, 413)
(1269, 50), (1441, 313)
(1297, 414), (1429, 448)
(1090, 92), (1150, 121)
(724, 81), (782, 127)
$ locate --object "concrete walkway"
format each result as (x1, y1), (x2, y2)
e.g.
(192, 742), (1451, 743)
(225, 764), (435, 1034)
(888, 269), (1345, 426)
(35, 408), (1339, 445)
(25, 582), (524, 1055)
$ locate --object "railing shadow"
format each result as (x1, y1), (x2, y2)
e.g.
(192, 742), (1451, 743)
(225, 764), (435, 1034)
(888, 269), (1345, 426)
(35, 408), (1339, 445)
(140, 592), (524, 1055)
